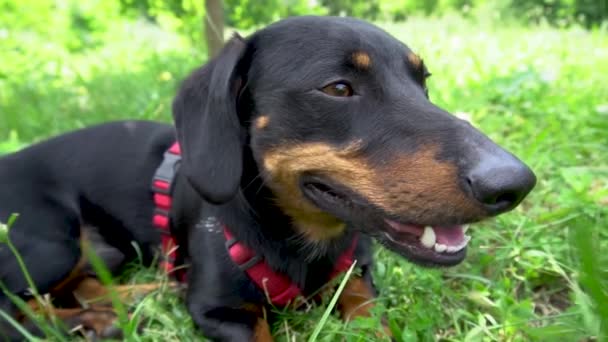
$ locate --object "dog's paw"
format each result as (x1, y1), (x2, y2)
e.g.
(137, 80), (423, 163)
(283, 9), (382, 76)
(65, 307), (124, 340)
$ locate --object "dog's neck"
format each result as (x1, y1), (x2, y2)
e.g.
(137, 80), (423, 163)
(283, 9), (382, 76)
(219, 190), (357, 292)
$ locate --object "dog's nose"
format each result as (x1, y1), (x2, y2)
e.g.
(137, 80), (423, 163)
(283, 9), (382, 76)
(465, 155), (536, 215)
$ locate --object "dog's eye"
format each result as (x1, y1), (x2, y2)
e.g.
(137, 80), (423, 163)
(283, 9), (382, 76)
(321, 82), (354, 97)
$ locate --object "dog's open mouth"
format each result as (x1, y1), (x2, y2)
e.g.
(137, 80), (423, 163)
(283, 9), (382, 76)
(300, 175), (472, 266)
(381, 220), (470, 265)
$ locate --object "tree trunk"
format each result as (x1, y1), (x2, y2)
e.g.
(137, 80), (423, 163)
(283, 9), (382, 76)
(204, 0), (224, 58)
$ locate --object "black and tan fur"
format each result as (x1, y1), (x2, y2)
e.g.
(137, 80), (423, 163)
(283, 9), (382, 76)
(0, 16), (536, 341)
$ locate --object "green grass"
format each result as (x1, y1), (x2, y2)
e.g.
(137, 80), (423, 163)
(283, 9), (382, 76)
(1, 13), (607, 342)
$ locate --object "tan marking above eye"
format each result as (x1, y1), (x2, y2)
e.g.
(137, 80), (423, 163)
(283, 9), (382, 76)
(352, 51), (371, 69)
(407, 51), (431, 90)
(407, 52), (422, 69)
(255, 115), (270, 129)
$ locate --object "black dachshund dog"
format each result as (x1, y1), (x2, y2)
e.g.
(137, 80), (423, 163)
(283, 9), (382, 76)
(0, 15), (536, 341)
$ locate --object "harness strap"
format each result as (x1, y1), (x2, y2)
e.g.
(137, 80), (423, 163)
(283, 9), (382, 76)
(151, 142), (186, 281)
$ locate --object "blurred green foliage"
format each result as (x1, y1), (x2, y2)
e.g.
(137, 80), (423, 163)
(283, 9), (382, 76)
(223, 0), (327, 29)
(1, 0), (606, 52)
(0, 0), (121, 52)
(319, 0), (608, 27)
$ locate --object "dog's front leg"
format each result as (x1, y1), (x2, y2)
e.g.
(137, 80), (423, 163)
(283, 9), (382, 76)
(186, 301), (272, 342)
(183, 217), (273, 342)
(336, 266), (393, 340)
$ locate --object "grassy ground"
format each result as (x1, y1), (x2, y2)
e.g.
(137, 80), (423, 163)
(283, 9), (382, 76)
(1, 14), (607, 341)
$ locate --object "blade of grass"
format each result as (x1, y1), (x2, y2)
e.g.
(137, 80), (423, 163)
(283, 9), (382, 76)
(572, 213), (607, 340)
(82, 241), (131, 336)
(4, 215), (39, 299)
(1, 214), (67, 340)
(0, 309), (39, 341)
(308, 260), (357, 342)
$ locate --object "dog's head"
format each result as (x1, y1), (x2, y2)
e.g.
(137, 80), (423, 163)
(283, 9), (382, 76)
(172, 16), (536, 266)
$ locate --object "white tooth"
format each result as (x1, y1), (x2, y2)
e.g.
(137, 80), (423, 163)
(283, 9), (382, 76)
(420, 226), (436, 248)
(446, 245), (459, 253)
(446, 245), (463, 253)
(462, 224), (470, 233)
(434, 243), (447, 253)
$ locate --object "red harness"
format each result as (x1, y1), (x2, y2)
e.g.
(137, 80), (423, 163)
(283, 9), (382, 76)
(151, 143), (185, 281)
(151, 142), (358, 306)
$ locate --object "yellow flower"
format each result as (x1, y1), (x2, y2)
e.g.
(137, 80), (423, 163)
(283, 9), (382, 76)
(159, 71), (173, 82)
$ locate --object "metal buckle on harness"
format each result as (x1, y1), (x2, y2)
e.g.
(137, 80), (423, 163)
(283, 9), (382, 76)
(237, 255), (263, 271)
(151, 152), (181, 194)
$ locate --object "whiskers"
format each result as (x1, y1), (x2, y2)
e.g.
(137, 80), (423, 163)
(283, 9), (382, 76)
(241, 171), (265, 194)
(239, 171), (269, 219)
(288, 232), (333, 262)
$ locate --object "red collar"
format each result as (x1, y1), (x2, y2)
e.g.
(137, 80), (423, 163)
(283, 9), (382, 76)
(151, 142), (358, 306)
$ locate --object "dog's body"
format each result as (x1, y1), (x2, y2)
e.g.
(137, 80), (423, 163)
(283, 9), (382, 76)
(0, 16), (536, 341)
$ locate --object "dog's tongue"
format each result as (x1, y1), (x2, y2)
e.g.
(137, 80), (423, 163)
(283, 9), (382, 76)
(385, 221), (425, 236)
(432, 225), (465, 246)
(386, 221), (466, 247)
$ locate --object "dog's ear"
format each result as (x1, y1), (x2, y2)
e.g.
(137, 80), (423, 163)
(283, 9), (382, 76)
(172, 34), (249, 204)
